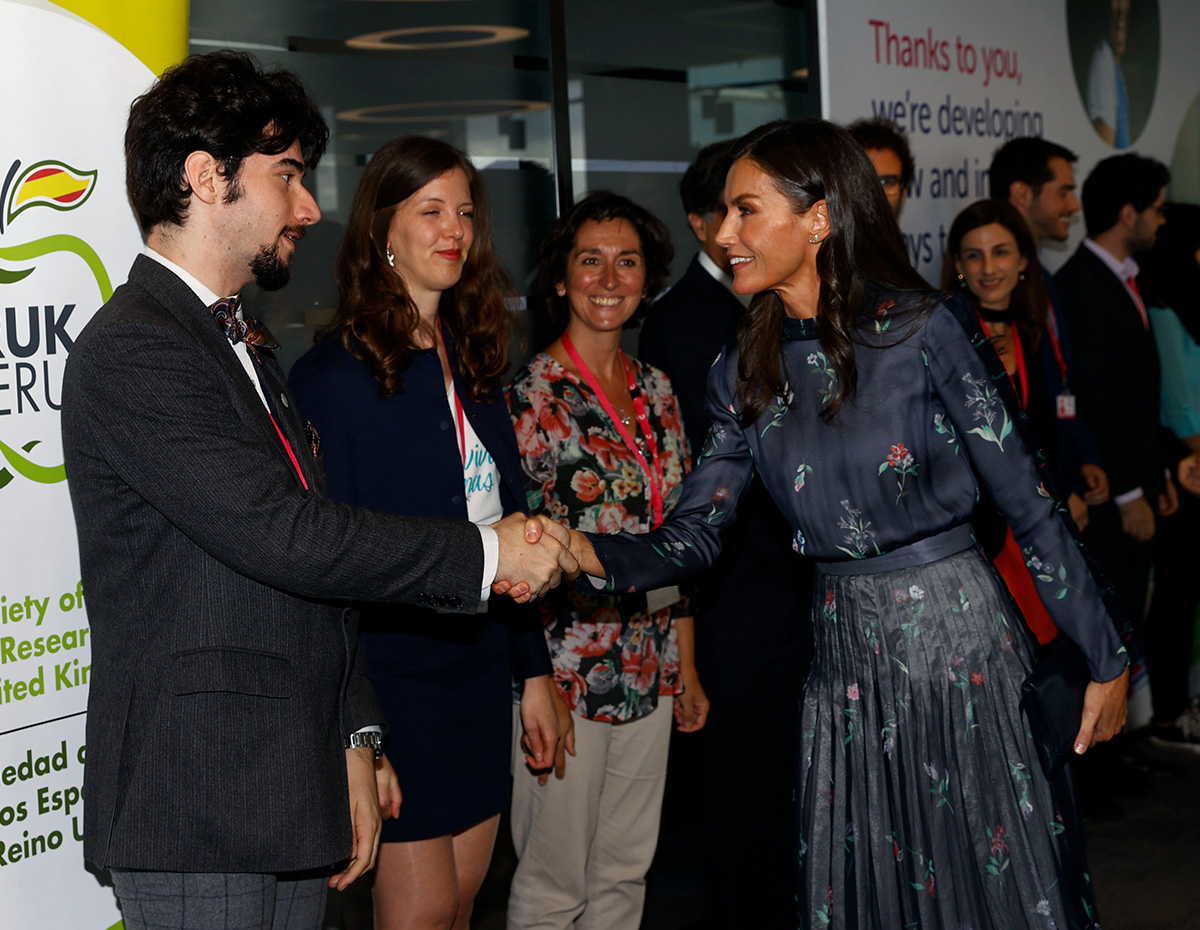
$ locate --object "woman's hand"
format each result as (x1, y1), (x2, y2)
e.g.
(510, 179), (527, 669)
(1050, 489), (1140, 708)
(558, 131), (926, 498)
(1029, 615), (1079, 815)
(1180, 451), (1200, 496)
(520, 677), (575, 785)
(519, 674), (559, 774)
(493, 517), (605, 601)
(674, 667), (710, 733)
(1074, 666), (1130, 754)
(545, 682), (576, 785)
(375, 753), (402, 820)
(672, 616), (709, 732)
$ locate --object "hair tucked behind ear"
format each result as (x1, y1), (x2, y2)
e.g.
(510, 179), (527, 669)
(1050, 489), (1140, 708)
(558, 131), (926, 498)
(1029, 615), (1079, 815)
(731, 119), (928, 424)
(319, 136), (514, 402)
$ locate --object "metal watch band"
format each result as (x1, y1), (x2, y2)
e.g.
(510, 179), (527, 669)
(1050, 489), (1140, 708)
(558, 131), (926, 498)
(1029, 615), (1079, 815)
(346, 730), (384, 759)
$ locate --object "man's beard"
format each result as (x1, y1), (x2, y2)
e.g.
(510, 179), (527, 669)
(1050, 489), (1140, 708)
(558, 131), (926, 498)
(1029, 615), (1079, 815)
(250, 243), (291, 292)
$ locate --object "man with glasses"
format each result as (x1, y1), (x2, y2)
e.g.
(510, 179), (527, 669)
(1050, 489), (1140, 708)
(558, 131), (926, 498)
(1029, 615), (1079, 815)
(848, 117), (914, 218)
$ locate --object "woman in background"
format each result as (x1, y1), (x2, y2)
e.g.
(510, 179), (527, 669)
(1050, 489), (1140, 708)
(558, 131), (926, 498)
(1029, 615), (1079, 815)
(290, 137), (557, 930)
(943, 199), (1059, 646)
(506, 191), (708, 930)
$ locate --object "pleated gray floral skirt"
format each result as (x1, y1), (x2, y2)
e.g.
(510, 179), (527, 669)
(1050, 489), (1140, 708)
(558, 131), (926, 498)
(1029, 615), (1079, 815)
(798, 539), (1098, 930)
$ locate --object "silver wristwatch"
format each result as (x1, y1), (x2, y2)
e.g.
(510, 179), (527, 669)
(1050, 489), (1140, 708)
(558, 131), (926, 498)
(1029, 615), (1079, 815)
(346, 730), (384, 759)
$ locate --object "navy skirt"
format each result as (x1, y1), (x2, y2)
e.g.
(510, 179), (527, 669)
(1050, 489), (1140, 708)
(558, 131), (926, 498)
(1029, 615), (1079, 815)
(798, 535), (1097, 929)
(361, 608), (512, 842)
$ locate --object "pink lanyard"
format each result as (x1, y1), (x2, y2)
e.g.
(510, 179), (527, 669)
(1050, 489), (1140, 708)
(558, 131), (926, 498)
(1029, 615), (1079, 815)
(561, 332), (664, 529)
(268, 413), (309, 490)
(433, 317), (467, 466)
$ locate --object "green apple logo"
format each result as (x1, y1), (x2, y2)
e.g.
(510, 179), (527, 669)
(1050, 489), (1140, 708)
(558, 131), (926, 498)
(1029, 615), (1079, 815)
(0, 157), (112, 489)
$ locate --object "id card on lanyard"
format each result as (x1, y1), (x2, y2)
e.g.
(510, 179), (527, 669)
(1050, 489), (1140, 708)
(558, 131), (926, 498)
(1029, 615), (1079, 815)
(1044, 305), (1076, 420)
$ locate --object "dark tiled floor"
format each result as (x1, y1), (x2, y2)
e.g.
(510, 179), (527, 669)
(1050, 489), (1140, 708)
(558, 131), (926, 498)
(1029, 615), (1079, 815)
(1086, 736), (1200, 930)
(325, 732), (1200, 930)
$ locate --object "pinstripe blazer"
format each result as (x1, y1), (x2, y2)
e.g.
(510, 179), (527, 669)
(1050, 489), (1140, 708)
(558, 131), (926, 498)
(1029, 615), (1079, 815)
(61, 255), (483, 873)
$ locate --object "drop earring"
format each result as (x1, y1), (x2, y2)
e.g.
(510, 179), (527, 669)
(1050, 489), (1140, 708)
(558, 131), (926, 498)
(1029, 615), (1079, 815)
(957, 273), (966, 287)
(385, 246), (395, 268)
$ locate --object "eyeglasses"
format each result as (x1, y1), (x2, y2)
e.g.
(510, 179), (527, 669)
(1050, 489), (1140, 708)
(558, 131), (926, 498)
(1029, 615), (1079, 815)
(878, 175), (902, 192)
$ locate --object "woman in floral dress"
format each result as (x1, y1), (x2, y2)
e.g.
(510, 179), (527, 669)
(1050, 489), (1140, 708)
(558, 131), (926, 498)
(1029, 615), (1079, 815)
(506, 192), (708, 930)
(545, 121), (1130, 929)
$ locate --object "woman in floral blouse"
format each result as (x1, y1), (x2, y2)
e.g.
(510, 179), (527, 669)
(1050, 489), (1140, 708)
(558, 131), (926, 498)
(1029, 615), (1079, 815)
(506, 192), (708, 930)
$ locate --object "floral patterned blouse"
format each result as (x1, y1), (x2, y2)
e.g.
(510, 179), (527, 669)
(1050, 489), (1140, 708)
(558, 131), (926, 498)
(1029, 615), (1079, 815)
(508, 351), (692, 722)
(589, 292), (1128, 684)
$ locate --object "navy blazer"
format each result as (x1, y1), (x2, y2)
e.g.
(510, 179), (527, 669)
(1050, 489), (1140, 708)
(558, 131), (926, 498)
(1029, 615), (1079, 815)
(289, 332), (550, 678)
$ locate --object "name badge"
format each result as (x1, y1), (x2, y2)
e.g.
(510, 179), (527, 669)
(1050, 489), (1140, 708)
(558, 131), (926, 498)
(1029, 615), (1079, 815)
(645, 585), (682, 614)
(1056, 393), (1077, 419)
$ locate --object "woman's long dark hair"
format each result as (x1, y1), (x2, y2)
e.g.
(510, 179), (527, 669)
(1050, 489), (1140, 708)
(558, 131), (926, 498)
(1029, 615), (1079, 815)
(943, 199), (1047, 351)
(319, 136), (514, 401)
(731, 119), (928, 424)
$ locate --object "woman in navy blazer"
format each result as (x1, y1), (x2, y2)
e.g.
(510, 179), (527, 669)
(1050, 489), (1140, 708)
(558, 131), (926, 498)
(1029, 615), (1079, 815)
(290, 137), (557, 930)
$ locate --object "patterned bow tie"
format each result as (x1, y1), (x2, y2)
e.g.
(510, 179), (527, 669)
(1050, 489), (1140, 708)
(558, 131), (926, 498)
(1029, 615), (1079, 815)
(209, 296), (280, 364)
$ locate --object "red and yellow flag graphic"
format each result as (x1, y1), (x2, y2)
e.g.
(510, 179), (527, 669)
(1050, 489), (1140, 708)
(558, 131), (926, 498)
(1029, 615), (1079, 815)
(7, 160), (97, 223)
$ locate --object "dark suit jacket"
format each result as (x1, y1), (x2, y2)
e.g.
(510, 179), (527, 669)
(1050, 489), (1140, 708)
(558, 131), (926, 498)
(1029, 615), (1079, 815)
(1054, 243), (1165, 500)
(639, 254), (811, 645)
(61, 255), (483, 873)
(1040, 268), (1101, 495)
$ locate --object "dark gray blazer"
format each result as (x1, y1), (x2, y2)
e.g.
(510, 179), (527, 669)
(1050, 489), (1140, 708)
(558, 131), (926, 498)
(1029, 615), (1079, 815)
(62, 255), (483, 873)
(1055, 243), (1166, 500)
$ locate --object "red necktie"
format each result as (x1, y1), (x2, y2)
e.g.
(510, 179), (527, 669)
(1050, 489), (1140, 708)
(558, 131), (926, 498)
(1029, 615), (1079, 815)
(1125, 276), (1149, 329)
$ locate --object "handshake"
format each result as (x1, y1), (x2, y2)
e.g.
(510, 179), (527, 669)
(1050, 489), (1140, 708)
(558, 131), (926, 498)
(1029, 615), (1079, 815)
(490, 513), (599, 602)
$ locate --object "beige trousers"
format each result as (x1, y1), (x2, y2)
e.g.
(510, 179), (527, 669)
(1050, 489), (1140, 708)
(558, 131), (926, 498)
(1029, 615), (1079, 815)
(507, 699), (674, 930)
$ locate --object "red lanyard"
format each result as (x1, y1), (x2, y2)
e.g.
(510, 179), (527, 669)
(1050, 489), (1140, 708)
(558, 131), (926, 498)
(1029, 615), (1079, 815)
(268, 413), (309, 490)
(561, 332), (665, 528)
(978, 314), (1029, 410)
(1043, 303), (1068, 386)
(433, 317), (467, 466)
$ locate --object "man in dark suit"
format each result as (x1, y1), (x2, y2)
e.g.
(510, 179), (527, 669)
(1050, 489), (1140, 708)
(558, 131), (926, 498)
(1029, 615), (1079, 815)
(988, 137), (1110, 533)
(639, 140), (813, 930)
(61, 52), (572, 930)
(1055, 152), (1176, 651)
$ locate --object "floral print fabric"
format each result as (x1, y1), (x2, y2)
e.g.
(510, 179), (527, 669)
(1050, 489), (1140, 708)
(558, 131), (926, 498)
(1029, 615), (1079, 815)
(801, 552), (1098, 930)
(508, 352), (690, 722)
(587, 291), (1127, 928)
(591, 293), (1126, 684)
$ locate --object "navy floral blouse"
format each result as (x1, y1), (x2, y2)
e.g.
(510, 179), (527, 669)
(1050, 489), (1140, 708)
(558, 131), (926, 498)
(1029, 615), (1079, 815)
(590, 292), (1128, 683)
(508, 352), (691, 722)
